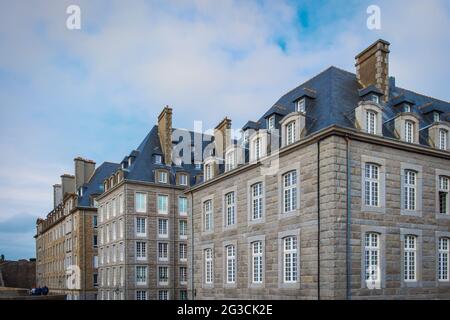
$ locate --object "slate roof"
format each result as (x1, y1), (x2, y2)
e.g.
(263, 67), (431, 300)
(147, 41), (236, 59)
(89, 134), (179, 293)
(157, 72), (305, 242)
(241, 66), (449, 142)
(78, 162), (120, 207)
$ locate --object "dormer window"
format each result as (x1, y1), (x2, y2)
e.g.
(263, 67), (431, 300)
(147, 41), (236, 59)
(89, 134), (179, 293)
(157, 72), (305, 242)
(296, 98), (306, 113)
(155, 155), (162, 164)
(158, 171), (168, 184)
(225, 149), (236, 172)
(194, 163), (202, 170)
(128, 157), (132, 167)
(286, 121), (296, 145)
(254, 137), (262, 160)
(243, 130), (249, 144)
(268, 116), (275, 130)
(78, 188), (83, 197)
(439, 129), (448, 150)
(371, 95), (380, 104)
(204, 163), (213, 181)
(179, 174), (188, 186)
(366, 110), (377, 135)
(434, 112), (441, 122)
(405, 120), (414, 143)
(404, 105), (411, 113)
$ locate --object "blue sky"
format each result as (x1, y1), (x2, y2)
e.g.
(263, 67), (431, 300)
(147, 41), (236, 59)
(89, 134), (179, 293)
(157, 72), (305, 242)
(0, 0), (449, 260)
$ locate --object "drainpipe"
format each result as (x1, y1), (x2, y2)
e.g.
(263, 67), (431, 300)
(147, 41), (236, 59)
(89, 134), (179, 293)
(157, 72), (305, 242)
(345, 135), (352, 300)
(317, 139), (321, 300)
(189, 192), (194, 300)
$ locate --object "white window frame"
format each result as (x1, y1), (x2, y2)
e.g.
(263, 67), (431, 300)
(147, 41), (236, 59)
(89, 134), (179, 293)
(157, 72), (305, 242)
(179, 174), (188, 186)
(204, 248), (213, 285)
(136, 290), (147, 300)
(179, 243), (187, 262)
(283, 171), (297, 213)
(296, 98), (305, 113)
(366, 110), (377, 135)
(405, 120), (414, 143)
(135, 192), (147, 213)
(155, 154), (162, 164)
(136, 217), (146, 237)
(158, 266), (169, 285)
(268, 115), (275, 130)
(136, 241), (147, 261)
(251, 182), (263, 221)
(158, 219), (169, 239)
(203, 199), (213, 232)
(364, 163), (380, 207)
(438, 237), (449, 282)
(364, 232), (381, 287)
(224, 192), (236, 227)
(157, 194), (169, 214)
(179, 266), (187, 284)
(283, 236), (298, 284)
(434, 112), (440, 122)
(158, 290), (169, 300)
(135, 266), (147, 285)
(439, 176), (449, 215)
(404, 235), (417, 282)
(286, 121), (296, 145)
(252, 241), (263, 284)
(158, 171), (168, 183)
(178, 196), (188, 216)
(179, 220), (187, 240)
(404, 170), (417, 211)
(158, 242), (169, 261)
(439, 129), (448, 150)
(225, 245), (236, 284)
(225, 149), (236, 172)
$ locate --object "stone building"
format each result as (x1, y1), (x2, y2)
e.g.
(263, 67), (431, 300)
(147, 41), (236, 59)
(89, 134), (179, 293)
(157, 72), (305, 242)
(187, 39), (450, 299)
(96, 107), (210, 300)
(35, 158), (119, 300)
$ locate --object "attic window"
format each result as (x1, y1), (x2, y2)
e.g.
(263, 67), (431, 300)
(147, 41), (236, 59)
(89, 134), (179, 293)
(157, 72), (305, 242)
(194, 163), (202, 170)
(268, 116), (275, 130)
(404, 105), (411, 113)
(296, 98), (306, 113)
(434, 112), (441, 122)
(155, 155), (162, 164)
(158, 171), (168, 184)
(78, 188), (83, 197)
(371, 95), (380, 104)
(128, 157), (132, 167)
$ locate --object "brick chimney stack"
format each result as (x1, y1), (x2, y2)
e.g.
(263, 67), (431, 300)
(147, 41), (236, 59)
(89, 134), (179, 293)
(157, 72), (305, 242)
(214, 117), (232, 159)
(355, 39), (390, 101)
(158, 106), (173, 165)
(74, 157), (96, 189)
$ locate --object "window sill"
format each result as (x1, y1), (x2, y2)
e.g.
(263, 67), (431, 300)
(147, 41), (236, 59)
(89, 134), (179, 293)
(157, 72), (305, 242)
(401, 209), (422, 217)
(361, 206), (385, 214)
(278, 210), (299, 219)
(436, 213), (450, 220)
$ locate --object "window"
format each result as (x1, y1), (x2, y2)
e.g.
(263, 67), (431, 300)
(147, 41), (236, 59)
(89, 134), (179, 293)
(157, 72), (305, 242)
(371, 95), (379, 104)
(136, 217), (146, 237)
(439, 176), (449, 215)
(119, 219), (124, 238)
(438, 238), (449, 281)
(158, 195), (168, 214)
(119, 242), (124, 261)
(179, 243), (187, 261)
(366, 110), (377, 134)
(158, 290), (169, 300)
(251, 182), (263, 220)
(158, 242), (169, 261)
(135, 193), (146, 213)
(434, 112), (441, 122)
(112, 221), (116, 240)
(119, 194), (124, 214)
(205, 163), (213, 181)
(93, 235), (98, 248)
(225, 192), (236, 227)
(178, 197), (188, 216)
(136, 266), (147, 285)
(439, 129), (448, 150)
(179, 174), (188, 186)
(93, 215), (98, 228)
(93, 273), (98, 286)
(268, 116), (275, 130)
(136, 242), (146, 261)
(404, 235), (417, 281)
(283, 236), (298, 283)
(180, 267), (187, 284)
(204, 248), (213, 284)
(158, 171), (168, 183)
(155, 155), (162, 164)
(203, 200), (213, 232)
(158, 266), (169, 284)
(404, 170), (417, 211)
(136, 290), (147, 300)
(283, 171), (297, 213)
(252, 241), (263, 284)
(158, 219), (168, 238)
(195, 163), (202, 170)
(179, 220), (187, 239)
(286, 121), (296, 145)
(405, 120), (414, 143)
(180, 290), (188, 300)
(112, 198), (117, 217)
(364, 233), (380, 285)
(296, 98), (305, 113)
(404, 105), (411, 113)
(243, 130), (249, 144)
(226, 150), (236, 172)
(254, 137), (262, 160)
(226, 245), (236, 284)
(365, 164), (379, 207)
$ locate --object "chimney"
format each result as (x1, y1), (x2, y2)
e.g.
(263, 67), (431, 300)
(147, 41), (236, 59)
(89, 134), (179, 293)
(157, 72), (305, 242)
(158, 106), (173, 165)
(74, 157), (96, 189)
(214, 117), (232, 159)
(355, 39), (390, 101)
(61, 174), (75, 198)
(53, 184), (62, 208)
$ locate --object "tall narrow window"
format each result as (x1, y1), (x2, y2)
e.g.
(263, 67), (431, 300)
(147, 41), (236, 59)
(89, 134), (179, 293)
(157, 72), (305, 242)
(178, 197), (188, 216)
(439, 129), (448, 150)
(180, 267), (187, 284)
(226, 150), (236, 172)
(136, 217), (146, 237)
(283, 236), (298, 283)
(158, 266), (169, 284)
(405, 121), (414, 143)
(155, 154), (162, 164)
(438, 238), (449, 281)
(179, 243), (187, 261)
(268, 116), (275, 130)
(158, 242), (168, 261)
(365, 164), (380, 207)
(254, 137), (262, 160)
(119, 194), (124, 214)
(297, 98), (305, 113)
(158, 219), (168, 238)
(439, 176), (449, 215)
(366, 110), (377, 134)
(251, 182), (263, 220)
(252, 241), (263, 284)
(204, 200), (213, 232)
(404, 235), (417, 281)
(283, 171), (297, 213)
(179, 174), (188, 186)
(371, 95), (379, 104)
(158, 195), (168, 214)
(205, 163), (212, 181)
(404, 105), (411, 113)
(135, 193), (146, 213)
(136, 242), (146, 261)
(286, 121), (296, 145)
(226, 245), (236, 284)
(158, 171), (168, 183)
(204, 248), (213, 284)
(179, 220), (187, 239)
(404, 170), (417, 211)
(364, 233), (380, 285)
(136, 266), (147, 285)
(158, 290), (169, 300)
(225, 192), (236, 227)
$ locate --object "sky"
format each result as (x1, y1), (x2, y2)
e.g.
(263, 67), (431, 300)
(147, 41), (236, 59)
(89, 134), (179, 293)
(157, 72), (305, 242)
(0, 0), (449, 260)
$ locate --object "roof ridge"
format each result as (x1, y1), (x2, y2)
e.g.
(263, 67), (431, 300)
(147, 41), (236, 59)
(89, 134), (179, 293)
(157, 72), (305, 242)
(395, 86), (450, 104)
